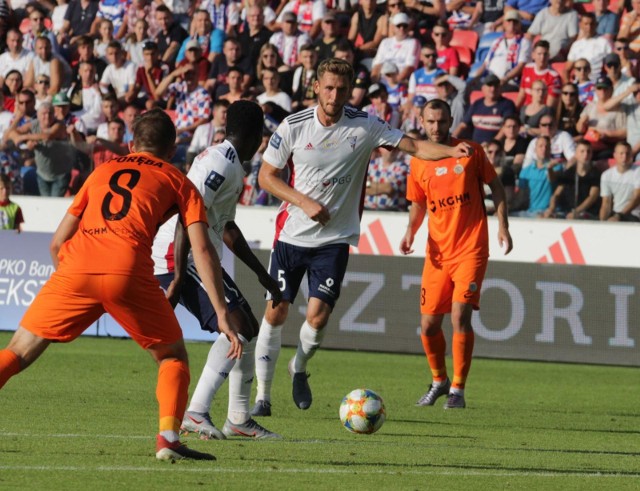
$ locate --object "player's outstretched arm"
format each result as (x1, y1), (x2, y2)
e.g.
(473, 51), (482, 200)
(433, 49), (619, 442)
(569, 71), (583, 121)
(49, 213), (81, 269)
(400, 201), (427, 256)
(259, 160), (331, 225)
(397, 135), (472, 161)
(487, 176), (513, 255)
(187, 221), (243, 359)
(223, 221), (282, 306)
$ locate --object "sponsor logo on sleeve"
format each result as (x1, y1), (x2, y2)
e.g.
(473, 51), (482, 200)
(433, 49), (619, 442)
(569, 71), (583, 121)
(270, 132), (282, 149)
(205, 170), (225, 191)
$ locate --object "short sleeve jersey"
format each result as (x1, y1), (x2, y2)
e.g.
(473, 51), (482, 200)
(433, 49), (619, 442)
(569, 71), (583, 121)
(263, 106), (403, 247)
(59, 152), (207, 277)
(152, 141), (244, 274)
(407, 139), (497, 262)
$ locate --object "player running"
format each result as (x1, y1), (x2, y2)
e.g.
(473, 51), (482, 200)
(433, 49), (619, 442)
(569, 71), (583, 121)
(0, 109), (240, 461)
(401, 98), (513, 409)
(152, 101), (283, 440)
(251, 58), (473, 416)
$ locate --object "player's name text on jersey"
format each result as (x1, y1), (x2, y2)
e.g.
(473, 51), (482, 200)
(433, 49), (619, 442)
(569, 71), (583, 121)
(111, 155), (164, 167)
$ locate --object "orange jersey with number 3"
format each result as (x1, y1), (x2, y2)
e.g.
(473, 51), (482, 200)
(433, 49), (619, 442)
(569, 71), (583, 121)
(57, 152), (207, 277)
(407, 139), (497, 262)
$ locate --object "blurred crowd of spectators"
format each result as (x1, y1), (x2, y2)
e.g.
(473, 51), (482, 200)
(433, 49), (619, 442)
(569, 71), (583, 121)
(0, 0), (639, 222)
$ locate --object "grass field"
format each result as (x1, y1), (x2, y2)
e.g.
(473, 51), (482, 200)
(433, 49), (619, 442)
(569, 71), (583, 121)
(0, 331), (638, 490)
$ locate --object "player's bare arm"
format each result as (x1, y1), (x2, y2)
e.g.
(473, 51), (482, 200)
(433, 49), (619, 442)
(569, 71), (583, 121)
(187, 220), (243, 359)
(223, 221), (282, 307)
(396, 135), (472, 161)
(487, 176), (513, 255)
(400, 200), (428, 256)
(258, 160), (331, 226)
(165, 221), (190, 308)
(49, 213), (81, 269)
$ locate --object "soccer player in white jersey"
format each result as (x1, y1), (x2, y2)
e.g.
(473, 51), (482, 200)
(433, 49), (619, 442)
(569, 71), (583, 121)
(251, 58), (473, 416)
(152, 101), (283, 439)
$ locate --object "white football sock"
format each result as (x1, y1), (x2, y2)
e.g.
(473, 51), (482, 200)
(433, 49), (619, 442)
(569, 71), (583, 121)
(228, 337), (256, 424)
(187, 333), (236, 414)
(293, 321), (325, 373)
(254, 319), (282, 402)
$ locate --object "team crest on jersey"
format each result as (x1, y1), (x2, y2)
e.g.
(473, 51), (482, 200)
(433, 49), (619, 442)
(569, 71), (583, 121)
(436, 167), (447, 176)
(205, 170), (225, 191)
(454, 164), (464, 175)
(348, 136), (357, 150)
(270, 132), (282, 149)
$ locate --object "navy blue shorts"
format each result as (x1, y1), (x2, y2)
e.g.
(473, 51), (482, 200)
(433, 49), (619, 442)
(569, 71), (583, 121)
(156, 265), (250, 334)
(267, 241), (350, 309)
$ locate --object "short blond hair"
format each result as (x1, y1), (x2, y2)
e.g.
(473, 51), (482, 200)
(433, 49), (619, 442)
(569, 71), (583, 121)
(317, 58), (354, 84)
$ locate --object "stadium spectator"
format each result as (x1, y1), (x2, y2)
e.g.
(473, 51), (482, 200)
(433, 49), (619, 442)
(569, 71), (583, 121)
(504, 0), (547, 28)
(516, 40), (562, 109)
(400, 95), (426, 134)
(523, 114), (576, 168)
(186, 99), (229, 162)
(239, 5), (272, 68)
(91, 116), (128, 167)
(619, 0), (640, 53)
(175, 9), (224, 64)
(94, 19), (114, 60)
(163, 0), (194, 31)
(573, 58), (595, 105)
(254, 43), (285, 93)
(119, 0), (159, 42)
(314, 11), (343, 62)
(474, 10), (530, 91)
(499, 115), (528, 169)
(434, 73), (467, 132)
(565, 13), (612, 84)
(601, 52), (636, 104)
(520, 80), (554, 137)
(207, 38), (254, 98)
(67, 62), (103, 133)
(92, 0), (128, 37)
(405, 43), (445, 113)
(470, 0), (508, 34)
(614, 38), (639, 79)
(154, 5), (188, 68)
(33, 74), (52, 111)
(453, 73), (517, 143)
(404, 0), (444, 31)
(577, 75), (627, 160)
(25, 36), (72, 96)
(53, 0), (72, 36)
(363, 83), (400, 128)
(599, 141), (640, 221)
(2, 70), (24, 112)
(121, 103), (140, 143)
(431, 20), (460, 77)
(379, 62), (407, 114)
(218, 67), (248, 103)
(277, 0), (326, 39)
(364, 146), (409, 211)
(99, 40), (136, 104)
(555, 82), (583, 138)
(526, 0), (578, 61)
(199, 0), (241, 36)
(257, 67), (292, 112)
(348, 0), (387, 61)
(333, 39), (370, 109)
(52, 91), (86, 139)
(513, 135), (563, 217)
(269, 11), (312, 70)
(0, 173), (24, 232)
(93, 93), (118, 139)
(178, 40), (211, 86)
(593, 0), (619, 43)
(444, 0), (476, 30)
(58, 0), (99, 45)
(543, 140), (601, 219)
(124, 19), (151, 68)
(125, 41), (169, 109)
(601, 82), (640, 158)
(0, 29), (34, 85)
(23, 7), (59, 54)
(289, 44), (318, 111)
(371, 13), (420, 83)
(70, 34), (107, 81)
(483, 139), (516, 210)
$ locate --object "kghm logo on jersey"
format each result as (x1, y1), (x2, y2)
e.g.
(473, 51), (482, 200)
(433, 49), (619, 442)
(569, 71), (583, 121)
(430, 192), (471, 213)
(270, 132), (282, 149)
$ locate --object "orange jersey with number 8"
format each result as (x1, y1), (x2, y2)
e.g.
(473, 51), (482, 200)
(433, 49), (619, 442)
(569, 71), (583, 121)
(57, 152), (207, 277)
(407, 139), (497, 262)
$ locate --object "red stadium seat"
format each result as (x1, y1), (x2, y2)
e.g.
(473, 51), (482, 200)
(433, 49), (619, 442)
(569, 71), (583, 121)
(164, 109), (178, 123)
(551, 61), (568, 83)
(470, 90), (483, 104)
(453, 45), (473, 66)
(451, 29), (479, 53)
(502, 91), (519, 104)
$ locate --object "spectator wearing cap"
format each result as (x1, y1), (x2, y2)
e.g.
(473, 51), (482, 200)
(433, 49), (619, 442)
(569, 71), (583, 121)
(526, 0), (578, 62)
(175, 10), (224, 65)
(0, 29), (34, 85)
(52, 91), (86, 138)
(599, 141), (640, 221)
(364, 83), (400, 128)
(619, 0), (640, 53)
(434, 73), (466, 131)
(71, 35), (107, 81)
(178, 39), (211, 86)
(277, 0), (326, 39)
(269, 11), (312, 70)
(380, 61), (407, 114)
(154, 5), (188, 68)
(523, 114), (576, 169)
(314, 11), (344, 63)
(400, 95), (426, 135)
(334, 39), (371, 109)
(573, 58), (595, 105)
(238, 5), (272, 69)
(371, 12), (420, 83)
(593, 0), (619, 43)
(125, 40), (170, 109)
(601, 52), (636, 105)
(431, 20), (460, 77)
(565, 14), (612, 84)
(68, 61), (103, 132)
(504, 0), (548, 29)
(403, 42), (444, 117)
(474, 10), (530, 91)
(206, 37), (254, 99)
(348, 0), (387, 61)
(58, 0), (99, 45)
(577, 75), (627, 159)
(517, 40), (562, 109)
(99, 40), (137, 104)
(453, 73), (516, 143)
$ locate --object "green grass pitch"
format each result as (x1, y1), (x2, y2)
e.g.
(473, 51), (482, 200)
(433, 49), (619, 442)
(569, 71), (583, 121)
(0, 332), (638, 490)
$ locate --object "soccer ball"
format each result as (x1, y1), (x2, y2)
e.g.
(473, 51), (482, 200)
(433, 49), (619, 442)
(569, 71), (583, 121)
(339, 388), (386, 434)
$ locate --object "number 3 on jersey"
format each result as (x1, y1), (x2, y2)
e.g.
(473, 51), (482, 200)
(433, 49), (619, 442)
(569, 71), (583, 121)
(101, 169), (141, 221)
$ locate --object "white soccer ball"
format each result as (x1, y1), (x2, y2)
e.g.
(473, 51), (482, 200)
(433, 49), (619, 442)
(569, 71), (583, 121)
(339, 388), (386, 434)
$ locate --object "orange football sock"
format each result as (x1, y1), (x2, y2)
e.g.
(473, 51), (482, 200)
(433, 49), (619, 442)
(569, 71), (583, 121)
(421, 331), (447, 383)
(452, 331), (475, 390)
(0, 349), (21, 389)
(156, 359), (190, 435)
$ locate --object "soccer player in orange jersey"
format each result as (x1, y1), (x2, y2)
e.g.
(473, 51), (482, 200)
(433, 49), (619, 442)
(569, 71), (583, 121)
(400, 99), (513, 409)
(0, 109), (242, 461)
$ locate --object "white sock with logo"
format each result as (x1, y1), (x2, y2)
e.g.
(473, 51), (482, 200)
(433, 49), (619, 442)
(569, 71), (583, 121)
(187, 333), (237, 414)
(254, 319), (282, 402)
(228, 336), (255, 424)
(293, 321), (325, 373)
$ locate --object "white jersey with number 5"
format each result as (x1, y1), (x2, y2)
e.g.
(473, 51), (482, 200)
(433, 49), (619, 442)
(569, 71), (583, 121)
(263, 106), (404, 247)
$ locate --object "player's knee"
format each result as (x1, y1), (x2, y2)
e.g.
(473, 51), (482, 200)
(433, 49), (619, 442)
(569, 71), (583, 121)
(147, 340), (188, 364)
(420, 318), (442, 336)
(264, 301), (289, 326)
